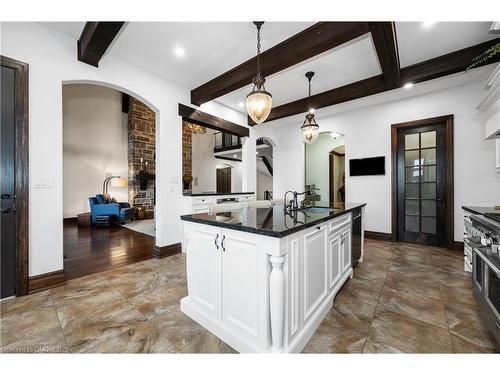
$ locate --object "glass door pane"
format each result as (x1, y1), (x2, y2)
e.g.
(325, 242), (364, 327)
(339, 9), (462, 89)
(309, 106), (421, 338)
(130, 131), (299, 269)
(404, 131), (437, 235)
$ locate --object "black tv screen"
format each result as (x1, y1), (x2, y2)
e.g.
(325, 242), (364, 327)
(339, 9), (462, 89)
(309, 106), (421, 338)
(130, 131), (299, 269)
(349, 156), (385, 176)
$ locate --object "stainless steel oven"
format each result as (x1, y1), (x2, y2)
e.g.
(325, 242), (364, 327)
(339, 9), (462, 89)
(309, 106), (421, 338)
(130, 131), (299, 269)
(469, 214), (500, 349)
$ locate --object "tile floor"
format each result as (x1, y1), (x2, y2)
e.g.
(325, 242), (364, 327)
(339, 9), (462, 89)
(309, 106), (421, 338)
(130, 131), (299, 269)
(1, 239), (497, 353)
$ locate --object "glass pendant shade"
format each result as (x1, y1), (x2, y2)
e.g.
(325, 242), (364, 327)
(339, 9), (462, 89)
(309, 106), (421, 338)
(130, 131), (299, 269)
(301, 113), (319, 144)
(246, 89), (272, 124)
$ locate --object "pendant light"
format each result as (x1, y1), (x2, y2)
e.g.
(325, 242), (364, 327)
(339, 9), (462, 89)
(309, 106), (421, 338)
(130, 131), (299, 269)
(246, 21), (272, 124)
(301, 71), (320, 144)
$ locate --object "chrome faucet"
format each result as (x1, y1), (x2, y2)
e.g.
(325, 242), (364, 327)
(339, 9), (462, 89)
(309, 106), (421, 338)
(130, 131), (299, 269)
(283, 190), (310, 214)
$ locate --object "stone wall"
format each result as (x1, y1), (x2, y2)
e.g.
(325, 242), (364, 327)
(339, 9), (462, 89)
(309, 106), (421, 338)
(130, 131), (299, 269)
(182, 122), (192, 193)
(128, 97), (156, 218)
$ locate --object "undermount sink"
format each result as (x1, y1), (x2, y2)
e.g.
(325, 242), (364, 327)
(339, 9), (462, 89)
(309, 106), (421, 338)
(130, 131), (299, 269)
(298, 206), (335, 214)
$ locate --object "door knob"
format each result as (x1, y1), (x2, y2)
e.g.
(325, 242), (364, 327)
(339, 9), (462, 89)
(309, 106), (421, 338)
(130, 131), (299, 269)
(1, 194), (11, 200)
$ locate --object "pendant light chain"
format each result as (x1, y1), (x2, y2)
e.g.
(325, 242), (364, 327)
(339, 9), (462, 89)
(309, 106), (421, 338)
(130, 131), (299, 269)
(308, 77), (312, 109)
(256, 23), (261, 75)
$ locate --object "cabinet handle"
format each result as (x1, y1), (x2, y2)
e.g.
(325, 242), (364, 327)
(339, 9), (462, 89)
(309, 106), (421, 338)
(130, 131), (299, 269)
(340, 233), (344, 244)
(214, 233), (219, 250)
(316, 226), (321, 230)
(221, 235), (226, 252)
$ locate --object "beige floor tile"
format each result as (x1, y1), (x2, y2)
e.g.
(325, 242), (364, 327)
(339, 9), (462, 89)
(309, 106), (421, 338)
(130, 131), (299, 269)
(81, 320), (179, 353)
(364, 310), (454, 353)
(378, 286), (448, 328)
(384, 270), (441, 300)
(0, 290), (53, 316)
(0, 306), (68, 353)
(151, 306), (235, 353)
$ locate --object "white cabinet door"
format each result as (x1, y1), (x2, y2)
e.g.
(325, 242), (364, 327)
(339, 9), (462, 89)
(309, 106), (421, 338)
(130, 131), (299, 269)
(220, 229), (264, 342)
(328, 230), (342, 289)
(302, 224), (328, 322)
(341, 227), (352, 274)
(186, 224), (222, 318)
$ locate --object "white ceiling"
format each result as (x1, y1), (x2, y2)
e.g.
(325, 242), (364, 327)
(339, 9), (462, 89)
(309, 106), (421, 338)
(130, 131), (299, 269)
(217, 33), (381, 109)
(396, 22), (497, 67)
(39, 21), (497, 114)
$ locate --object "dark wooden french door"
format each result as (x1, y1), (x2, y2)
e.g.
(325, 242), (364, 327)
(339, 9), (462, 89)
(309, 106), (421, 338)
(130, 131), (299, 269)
(392, 115), (454, 248)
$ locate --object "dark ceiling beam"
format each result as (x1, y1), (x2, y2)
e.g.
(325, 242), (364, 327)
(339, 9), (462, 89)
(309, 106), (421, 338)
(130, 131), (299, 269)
(77, 22), (125, 67)
(190, 22), (370, 106)
(253, 37), (500, 125)
(179, 103), (249, 137)
(253, 75), (389, 124)
(369, 22), (400, 86)
(400, 37), (500, 85)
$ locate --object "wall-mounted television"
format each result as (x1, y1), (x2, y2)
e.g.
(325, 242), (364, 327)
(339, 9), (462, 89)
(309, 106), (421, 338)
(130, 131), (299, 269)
(349, 156), (385, 176)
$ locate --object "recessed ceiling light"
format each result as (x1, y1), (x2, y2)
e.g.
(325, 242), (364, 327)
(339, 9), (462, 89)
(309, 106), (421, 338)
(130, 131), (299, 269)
(238, 102), (244, 108)
(422, 21), (436, 28)
(404, 82), (414, 89)
(173, 46), (185, 57)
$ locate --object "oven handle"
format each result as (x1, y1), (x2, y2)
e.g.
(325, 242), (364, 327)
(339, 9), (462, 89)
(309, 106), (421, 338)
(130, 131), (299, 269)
(473, 248), (500, 276)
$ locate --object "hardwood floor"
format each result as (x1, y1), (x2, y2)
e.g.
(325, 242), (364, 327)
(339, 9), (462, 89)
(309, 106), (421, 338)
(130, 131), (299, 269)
(63, 222), (154, 280)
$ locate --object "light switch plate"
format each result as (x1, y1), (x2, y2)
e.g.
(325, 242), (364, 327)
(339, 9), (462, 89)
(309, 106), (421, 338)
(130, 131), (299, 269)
(33, 177), (54, 188)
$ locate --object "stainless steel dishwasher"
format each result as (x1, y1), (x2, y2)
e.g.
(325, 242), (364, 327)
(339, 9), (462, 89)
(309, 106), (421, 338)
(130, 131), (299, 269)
(351, 208), (362, 267)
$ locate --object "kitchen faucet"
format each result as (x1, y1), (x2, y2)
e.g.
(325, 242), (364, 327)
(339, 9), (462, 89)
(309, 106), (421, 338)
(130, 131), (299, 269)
(283, 190), (310, 213)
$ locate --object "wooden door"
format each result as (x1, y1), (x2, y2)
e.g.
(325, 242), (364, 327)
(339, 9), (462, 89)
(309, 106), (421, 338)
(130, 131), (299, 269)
(216, 167), (231, 193)
(393, 116), (453, 247)
(1, 64), (16, 298)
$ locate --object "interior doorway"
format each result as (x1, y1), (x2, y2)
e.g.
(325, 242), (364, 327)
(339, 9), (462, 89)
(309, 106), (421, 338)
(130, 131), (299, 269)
(0, 56), (29, 298)
(304, 132), (345, 207)
(62, 83), (157, 280)
(391, 115), (454, 248)
(329, 145), (345, 208)
(216, 167), (232, 193)
(256, 137), (273, 200)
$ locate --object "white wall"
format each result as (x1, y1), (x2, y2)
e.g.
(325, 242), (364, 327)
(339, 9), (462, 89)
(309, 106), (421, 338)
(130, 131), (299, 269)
(0, 22), (248, 276)
(305, 133), (345, 203)
(191, 130), (242, 193)
(63, 84), (128, 217)
(255, 76), (499, 241)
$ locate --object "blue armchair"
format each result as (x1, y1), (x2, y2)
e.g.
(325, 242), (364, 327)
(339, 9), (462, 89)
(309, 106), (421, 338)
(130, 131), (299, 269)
(88, 194), (135, 225)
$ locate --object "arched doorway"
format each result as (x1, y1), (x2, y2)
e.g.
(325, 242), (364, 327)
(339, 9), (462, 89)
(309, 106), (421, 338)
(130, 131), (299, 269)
(304, 131), (345, 208)
(61, 81), (160, 280)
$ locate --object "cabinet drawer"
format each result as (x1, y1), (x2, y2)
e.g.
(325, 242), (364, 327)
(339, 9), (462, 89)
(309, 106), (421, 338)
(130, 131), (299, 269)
(193, 197), (214, 205)
(329, 213), (351, 233)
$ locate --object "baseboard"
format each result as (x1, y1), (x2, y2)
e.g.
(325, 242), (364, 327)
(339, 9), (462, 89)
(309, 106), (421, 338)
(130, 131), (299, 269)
(29, 269), (67, 294)
(153, 242), (182, 259)
(63, 217), (77, 224)
(364, 231), (393, 242)
(454, 241), (464, 251)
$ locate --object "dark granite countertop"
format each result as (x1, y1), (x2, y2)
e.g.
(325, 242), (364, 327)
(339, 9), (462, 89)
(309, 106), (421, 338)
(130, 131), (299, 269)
(183, 192), (255, 197)
(462, 206), (500, 216)
(180, 202), (366, 238)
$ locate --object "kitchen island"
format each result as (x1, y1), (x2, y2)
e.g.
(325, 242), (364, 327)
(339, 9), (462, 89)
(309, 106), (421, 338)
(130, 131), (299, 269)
(180, 203), (366, 353)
